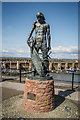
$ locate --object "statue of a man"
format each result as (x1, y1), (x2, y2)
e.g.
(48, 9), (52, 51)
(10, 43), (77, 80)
(27, 12), (51, 76)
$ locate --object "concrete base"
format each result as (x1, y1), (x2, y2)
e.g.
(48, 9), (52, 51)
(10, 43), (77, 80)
(23, 78), (55, 112)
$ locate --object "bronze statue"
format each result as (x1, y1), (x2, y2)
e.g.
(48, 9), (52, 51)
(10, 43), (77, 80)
(27, 12), (51, 77)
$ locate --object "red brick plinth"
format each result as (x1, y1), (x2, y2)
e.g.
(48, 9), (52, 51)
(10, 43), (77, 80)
(23, 78), (54, 112)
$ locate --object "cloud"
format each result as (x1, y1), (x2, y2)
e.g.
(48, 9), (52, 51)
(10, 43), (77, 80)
(17, 50), (24, 53)
(1, 47), (30, 58)
(51, 46), (78, 53)
(2, 50), (9, 53)
(50, 46), (78, 59)
(1, 45), (78, 59)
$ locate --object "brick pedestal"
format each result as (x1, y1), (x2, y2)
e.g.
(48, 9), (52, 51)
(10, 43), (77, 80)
(23, 78), (54, 112)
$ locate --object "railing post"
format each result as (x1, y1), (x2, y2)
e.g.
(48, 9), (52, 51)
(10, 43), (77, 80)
(72, 72), (74, 90)
(19, 63), (21, 83)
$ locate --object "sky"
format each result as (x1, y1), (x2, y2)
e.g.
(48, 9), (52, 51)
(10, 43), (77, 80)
(2, 2), (78, 59)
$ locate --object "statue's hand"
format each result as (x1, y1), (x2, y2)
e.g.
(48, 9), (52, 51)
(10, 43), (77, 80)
(27, 38), (30, 46)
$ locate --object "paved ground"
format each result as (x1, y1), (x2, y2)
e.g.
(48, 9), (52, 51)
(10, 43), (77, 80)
(0, 80), (80, 119)
(2, 87), (24, 101)
(2, 93), (79, 118)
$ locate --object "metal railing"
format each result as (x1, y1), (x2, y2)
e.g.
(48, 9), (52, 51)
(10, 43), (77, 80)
(1, 67), (80, 90)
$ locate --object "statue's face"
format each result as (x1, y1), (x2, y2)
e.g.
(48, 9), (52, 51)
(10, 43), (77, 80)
(37, 16), (43, 23)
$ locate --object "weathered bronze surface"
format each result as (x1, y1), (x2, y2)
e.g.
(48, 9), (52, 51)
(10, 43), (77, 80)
(27, 12), (51, 77)
(27, 73), (53, 81)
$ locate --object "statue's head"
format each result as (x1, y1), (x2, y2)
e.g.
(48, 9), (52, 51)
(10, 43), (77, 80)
(36, 12), (45, 22)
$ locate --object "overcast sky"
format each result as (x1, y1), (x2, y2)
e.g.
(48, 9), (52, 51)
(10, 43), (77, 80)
(2, 2), (78, 59)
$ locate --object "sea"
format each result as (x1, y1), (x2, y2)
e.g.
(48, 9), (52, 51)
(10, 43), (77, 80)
(50, 72), (80, 85)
